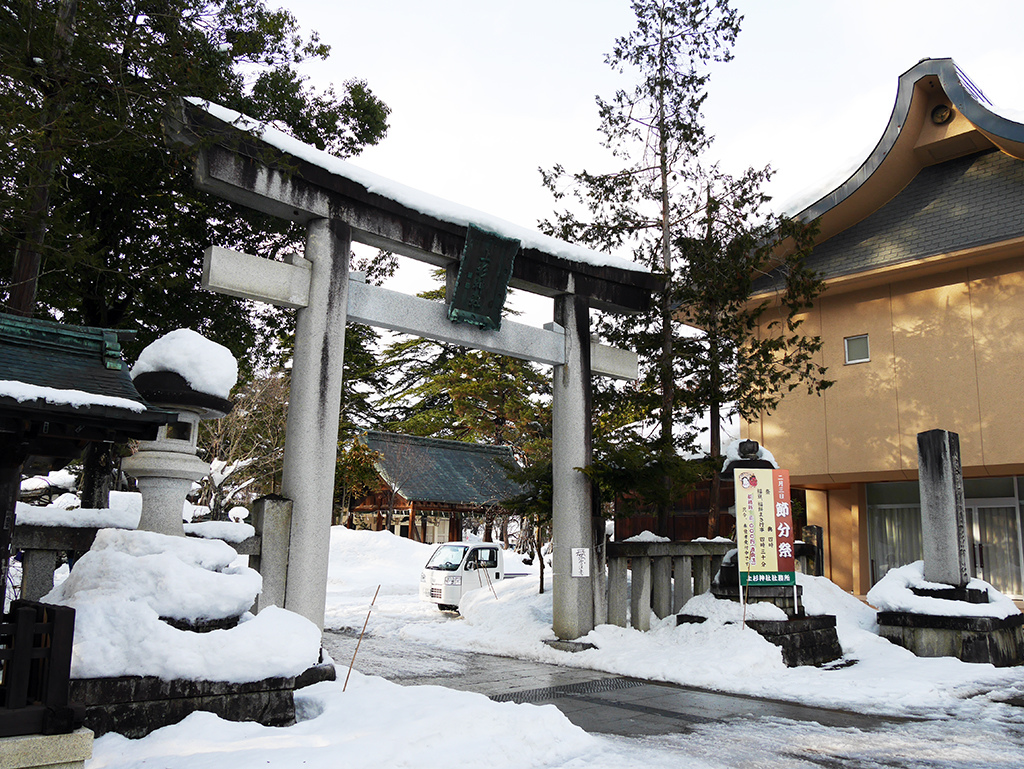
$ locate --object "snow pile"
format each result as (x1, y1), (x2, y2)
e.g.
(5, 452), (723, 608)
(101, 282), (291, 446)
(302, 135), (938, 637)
(131, 328), (238, 399)
(680, 591), (788, 622)
(327, 527), (433, 595)
(623, 530), (670, 543)
(91, 674), (671, 769)
(184, 520), (255, 543)
(44, 529), (319, 681)
(866, 561), (1020, 619)
(20, 469), (77, 494)
(49, 492), (81, 510)
(16, 490), (142, 528)
(48, 529), (258, 622)
(228, 505), (249, 522)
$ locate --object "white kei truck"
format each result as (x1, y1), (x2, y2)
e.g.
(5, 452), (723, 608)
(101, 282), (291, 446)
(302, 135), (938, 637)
(419, 541), (504, 611)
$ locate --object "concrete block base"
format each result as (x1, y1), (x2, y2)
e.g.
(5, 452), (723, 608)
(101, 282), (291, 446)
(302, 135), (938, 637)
(877, 611), (1024, 666)
(711, 583), (804, 617)
(678, 614), (843, 667)
(746, 616), (843, 667)
(69, 675), (297, 738)
(0, 728), (93, 769)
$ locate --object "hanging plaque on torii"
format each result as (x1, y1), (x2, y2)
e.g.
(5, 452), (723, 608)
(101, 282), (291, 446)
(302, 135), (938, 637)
(447, 225), (519, 331)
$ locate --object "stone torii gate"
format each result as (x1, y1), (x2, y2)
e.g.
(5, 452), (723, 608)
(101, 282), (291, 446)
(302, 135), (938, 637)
(169, 100), (661, 640)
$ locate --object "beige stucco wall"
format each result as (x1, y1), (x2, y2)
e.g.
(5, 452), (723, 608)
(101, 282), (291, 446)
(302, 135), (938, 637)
(751, 254), (1024, 484)
(970, 257), (1024, 469)
(806, 486), (870, 595)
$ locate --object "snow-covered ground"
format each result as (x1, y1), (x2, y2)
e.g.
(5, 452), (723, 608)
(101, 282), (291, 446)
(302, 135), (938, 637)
(80, 527), (1024, 768)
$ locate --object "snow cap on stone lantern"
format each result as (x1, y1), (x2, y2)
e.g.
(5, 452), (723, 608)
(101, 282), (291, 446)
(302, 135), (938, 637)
(123, 329), (237, 536)
(132, 328), (238, 402)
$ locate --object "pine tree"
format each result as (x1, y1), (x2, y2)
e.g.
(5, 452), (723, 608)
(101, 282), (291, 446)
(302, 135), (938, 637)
(541, 0), (740, 534)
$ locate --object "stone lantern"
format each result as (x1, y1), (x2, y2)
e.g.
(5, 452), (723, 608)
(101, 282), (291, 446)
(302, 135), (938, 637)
(122, 330), (236, 536)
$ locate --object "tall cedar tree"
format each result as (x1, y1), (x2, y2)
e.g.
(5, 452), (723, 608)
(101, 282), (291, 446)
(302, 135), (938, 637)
(541, 1), (828, 536)
(541, 0), (740, 534)
(1, 0), (389, 370)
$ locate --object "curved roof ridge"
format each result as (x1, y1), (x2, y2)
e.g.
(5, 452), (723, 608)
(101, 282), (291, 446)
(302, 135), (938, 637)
(363, 429), (515, 457)
(794, 58), (1024, 229)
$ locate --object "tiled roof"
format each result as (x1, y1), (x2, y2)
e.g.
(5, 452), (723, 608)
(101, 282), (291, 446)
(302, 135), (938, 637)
(0, 313), (171, 428)
(362, 431), (524, 507)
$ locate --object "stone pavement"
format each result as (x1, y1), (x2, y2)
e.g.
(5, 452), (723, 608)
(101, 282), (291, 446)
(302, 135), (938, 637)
(322, 629), (898, 737)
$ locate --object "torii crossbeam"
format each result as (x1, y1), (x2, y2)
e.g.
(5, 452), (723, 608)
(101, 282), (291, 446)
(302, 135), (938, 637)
(168, 99), (662, 640)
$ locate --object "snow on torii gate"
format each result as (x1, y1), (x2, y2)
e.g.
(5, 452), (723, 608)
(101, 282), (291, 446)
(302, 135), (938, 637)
(169, 100), (661, 640)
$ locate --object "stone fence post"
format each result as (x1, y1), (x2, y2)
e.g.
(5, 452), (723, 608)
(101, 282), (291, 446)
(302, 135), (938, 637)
(250, 495), (293, 613)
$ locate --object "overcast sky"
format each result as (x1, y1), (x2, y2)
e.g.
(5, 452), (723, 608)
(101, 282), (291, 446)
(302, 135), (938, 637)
(282, 0), (1024, 310)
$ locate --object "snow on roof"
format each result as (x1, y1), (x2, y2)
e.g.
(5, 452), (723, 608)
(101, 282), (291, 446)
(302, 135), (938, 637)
(188, 98), (649, 275)
(0, 379), (146, 412)
(131, 328), (238, 399)
(623, 530), (671, 543)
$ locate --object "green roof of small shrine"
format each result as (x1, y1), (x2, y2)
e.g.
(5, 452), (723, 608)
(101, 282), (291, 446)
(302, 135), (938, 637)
(362, 431), (524, 508)
(0, 313), (173, 443)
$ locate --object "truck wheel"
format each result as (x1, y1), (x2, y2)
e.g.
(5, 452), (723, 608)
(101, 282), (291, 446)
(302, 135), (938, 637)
(438, 604), (459, 613)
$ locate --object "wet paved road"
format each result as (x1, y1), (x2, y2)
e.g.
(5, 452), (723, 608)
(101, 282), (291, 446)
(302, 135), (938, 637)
(322, 629), (898, 737)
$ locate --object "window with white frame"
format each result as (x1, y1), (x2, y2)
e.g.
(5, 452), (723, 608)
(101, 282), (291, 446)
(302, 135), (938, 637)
(844, 334), (870, 364)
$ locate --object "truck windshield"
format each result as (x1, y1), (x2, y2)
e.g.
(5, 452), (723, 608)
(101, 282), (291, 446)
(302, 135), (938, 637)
(425, 544), (468, 571)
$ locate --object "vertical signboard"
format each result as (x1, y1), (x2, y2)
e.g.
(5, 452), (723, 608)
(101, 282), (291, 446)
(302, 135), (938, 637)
(734, 468), (795, 586)
(571, 547), (590, 578)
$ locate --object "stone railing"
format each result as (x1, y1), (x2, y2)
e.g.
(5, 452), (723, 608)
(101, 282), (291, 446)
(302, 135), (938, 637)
(11, 496), (291, 611)
(605, 540), (735, 631)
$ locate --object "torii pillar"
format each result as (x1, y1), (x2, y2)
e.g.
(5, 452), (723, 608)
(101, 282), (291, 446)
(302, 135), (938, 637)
(279, 220), (351, 623)
(551, 279), (595, 639)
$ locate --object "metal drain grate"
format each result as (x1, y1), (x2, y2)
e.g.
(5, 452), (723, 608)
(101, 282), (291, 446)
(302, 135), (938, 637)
(491, 677), (646, 703)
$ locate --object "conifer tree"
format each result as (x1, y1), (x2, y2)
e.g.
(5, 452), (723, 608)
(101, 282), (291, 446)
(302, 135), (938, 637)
(1, 0), (389, 369)
(541, 1), (828, 537)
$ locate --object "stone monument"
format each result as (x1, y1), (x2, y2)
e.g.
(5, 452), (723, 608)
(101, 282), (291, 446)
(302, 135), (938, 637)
(874, 429), (1024, 666)
(917, 429), (972, 591)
